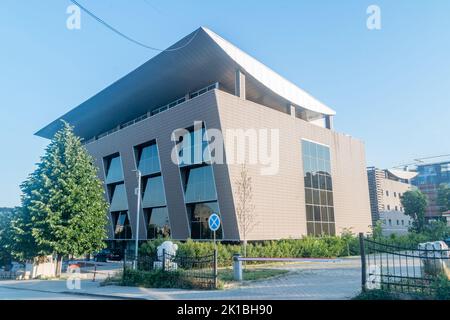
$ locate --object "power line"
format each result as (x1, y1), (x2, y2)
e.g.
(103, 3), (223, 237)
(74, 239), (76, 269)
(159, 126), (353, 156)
(142, 0), (166, 16)
(69, 0), (199, 52)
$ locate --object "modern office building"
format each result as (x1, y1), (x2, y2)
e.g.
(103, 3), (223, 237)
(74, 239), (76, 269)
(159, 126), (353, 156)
(412, 161), (450, 219)
(36, 27), (372, 247)
(367, 167), (417, 234)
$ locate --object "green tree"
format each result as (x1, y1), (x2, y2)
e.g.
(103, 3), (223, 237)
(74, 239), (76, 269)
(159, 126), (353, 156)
(18, 121), (109, 276)
(401, 190), (428, 233)
(437, 184), (450, 213)
(0, 208), (15, 269)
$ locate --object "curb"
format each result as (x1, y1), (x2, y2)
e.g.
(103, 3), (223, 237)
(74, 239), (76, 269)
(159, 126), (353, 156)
(0, 284), (146, 300)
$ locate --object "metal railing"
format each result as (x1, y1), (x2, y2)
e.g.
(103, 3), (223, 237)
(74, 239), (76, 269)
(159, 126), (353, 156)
(83, 82), (219, 145)
(359, 233), (450, 296)
(124, 249), (218, 289)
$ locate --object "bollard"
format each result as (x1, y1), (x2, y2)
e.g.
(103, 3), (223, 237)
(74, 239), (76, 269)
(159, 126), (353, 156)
(233, 254), (243, 281)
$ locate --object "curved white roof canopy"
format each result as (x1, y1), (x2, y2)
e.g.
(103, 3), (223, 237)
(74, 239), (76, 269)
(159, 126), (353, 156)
(387, 169), (418, 180)
(202, 27), (335, 116)
(36, 27), (335, 139)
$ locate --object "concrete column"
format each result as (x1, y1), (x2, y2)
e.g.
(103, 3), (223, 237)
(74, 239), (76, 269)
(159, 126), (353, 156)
(235, 69), (246, 99)
(233, 254), (243, 281)
(290, 105), (296, 118)
(325, 115), (334, 130)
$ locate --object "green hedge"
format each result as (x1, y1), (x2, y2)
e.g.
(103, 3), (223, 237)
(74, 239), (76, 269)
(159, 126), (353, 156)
(139, 236), (360, 267)
(138, 227), (448, 268)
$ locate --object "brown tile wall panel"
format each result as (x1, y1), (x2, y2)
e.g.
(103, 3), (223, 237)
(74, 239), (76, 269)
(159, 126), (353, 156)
(84, 88), (371, 242)
(215, 90), (372, 240)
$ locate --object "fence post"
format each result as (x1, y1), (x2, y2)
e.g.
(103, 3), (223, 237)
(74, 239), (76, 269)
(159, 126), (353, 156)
(214, 248), (218, 289)
(359, 233), (367, 292)
(162, 249), (166, 272)
(233, 254), (243, 281)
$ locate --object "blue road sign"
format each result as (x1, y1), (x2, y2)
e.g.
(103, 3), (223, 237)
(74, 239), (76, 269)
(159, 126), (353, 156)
(208, 213), (221, 232)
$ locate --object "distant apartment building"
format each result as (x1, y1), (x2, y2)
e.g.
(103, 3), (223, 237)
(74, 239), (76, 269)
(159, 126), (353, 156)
(36, 27), (372, 248)
(411, 161), (450, 220)
(379, 211), (412, 236)
(367, 167), (417, 235)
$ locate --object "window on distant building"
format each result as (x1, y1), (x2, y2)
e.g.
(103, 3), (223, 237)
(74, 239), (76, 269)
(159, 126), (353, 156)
(302, 140), (335, 236)
(389, 219), (392, 226)
(387, 205), (391, 210)
(395, 206), (398, 211)
(397, 220), (399, 225)
(394, 192), (397, 197)
(386, 190), (389, 197)
(401, 220), (404, 226)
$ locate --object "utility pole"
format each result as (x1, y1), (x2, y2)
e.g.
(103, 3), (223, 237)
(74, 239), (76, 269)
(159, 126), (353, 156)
(133, 169), (142, 270)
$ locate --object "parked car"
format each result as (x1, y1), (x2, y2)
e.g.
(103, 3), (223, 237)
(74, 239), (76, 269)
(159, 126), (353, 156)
(94, 249), (123, 262)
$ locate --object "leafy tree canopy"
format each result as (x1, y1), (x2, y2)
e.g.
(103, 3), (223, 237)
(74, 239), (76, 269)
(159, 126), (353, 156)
(401, 190), (428, 233)
(15, 121), (109, 261)
(437, 184), (450, 213)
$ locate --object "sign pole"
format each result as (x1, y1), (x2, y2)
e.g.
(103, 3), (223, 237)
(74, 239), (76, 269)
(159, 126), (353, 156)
(213, 229), (217, 289)
(208, 213), (220, 289)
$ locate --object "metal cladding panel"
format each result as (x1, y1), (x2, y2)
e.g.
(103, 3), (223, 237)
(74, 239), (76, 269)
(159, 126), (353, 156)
(85, 91), (239, 240)
(36, 27), (335, 140)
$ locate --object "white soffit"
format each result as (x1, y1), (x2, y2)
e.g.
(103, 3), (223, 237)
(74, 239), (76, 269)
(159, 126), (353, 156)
(202, 27), (336, 116)
(387, 169), (418, 180)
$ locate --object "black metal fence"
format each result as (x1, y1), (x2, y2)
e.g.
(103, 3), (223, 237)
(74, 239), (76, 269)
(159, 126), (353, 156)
(359, 233), (450, 296)
(0, 271), (19, 280)
(124, 250), (218, 289)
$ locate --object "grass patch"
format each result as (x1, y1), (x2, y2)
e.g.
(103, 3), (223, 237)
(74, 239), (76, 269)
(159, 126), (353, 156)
(353, 277), (450, 300)
(352, 290), (402, 300)
(218, 267), (289, 283)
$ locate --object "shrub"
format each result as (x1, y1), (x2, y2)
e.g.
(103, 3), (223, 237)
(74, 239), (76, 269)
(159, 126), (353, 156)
(433, 276), (450, 300)
(121, 268), (196, 289)
(139, 235), (360, 268)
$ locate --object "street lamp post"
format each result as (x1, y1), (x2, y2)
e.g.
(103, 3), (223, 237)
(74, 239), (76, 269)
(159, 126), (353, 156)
(133, 169), (142, 270)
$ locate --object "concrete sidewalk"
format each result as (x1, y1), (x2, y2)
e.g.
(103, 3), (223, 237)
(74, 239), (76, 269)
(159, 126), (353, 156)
(0, 258), (361, 300)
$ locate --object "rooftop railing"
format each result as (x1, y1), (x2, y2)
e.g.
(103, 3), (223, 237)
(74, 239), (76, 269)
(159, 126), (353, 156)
(82, 82), (219, 145)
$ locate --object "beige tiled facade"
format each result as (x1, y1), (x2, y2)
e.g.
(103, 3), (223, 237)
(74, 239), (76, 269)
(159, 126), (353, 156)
(85, 89), (372, 241)
(367, 167), (414, 229)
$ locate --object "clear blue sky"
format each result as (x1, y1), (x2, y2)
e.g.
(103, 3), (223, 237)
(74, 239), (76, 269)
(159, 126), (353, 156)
(1, 0), (449, 207)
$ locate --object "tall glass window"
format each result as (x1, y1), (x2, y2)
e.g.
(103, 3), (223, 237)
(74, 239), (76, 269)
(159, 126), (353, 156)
(176, 124), (221, 240)
(187, 201), (222, 240)
(145, 207), (171, 239)
(109, 183), (128, 212)
(138, 144), (161, 176)
(142, 176), (166, 208)
(135, 141), (171, 239)
(184, 166), (217, 203)
(104, 153), (131, 240)
(178, 127), (211, 167)
(302, 140), (335, 236)
(112, 211), (132, 239)
(105, 155), (124, 184)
